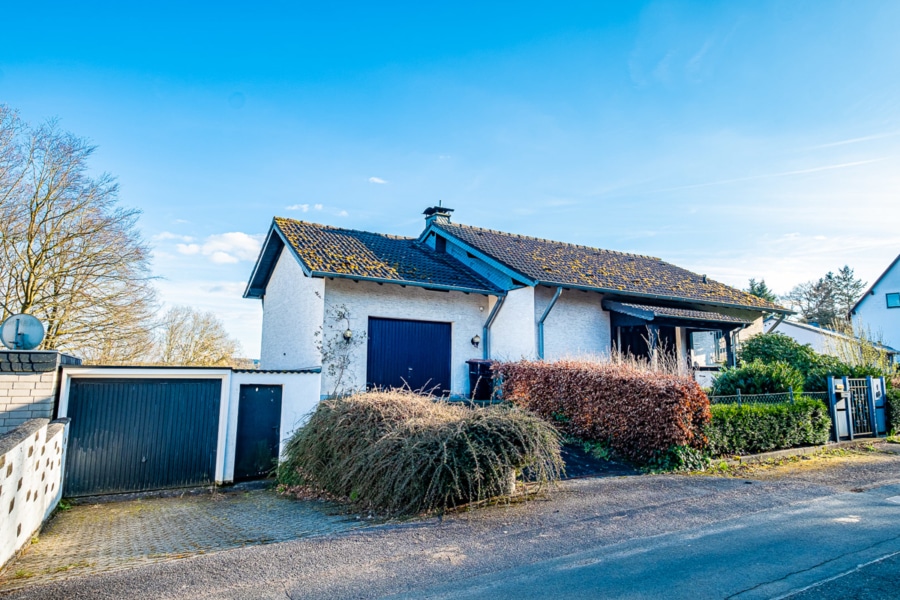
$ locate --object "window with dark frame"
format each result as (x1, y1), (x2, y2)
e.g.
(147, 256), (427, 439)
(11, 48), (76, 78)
(887, 292), (900, 308)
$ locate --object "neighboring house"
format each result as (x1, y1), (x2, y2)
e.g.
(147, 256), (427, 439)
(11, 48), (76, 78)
(849, 253), (900, 354)
(244, 207), (788, 397)
(763, 316), (898, 365)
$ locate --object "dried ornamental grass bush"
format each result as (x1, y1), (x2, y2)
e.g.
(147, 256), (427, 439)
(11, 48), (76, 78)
(705, 398), (832, 456)
(494, 360), (710, 464)
(278, 391), (563, 516)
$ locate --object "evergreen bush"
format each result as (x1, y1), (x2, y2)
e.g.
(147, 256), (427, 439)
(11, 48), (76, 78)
(711, 360), (804, 396)
(705, 398), (832, 455)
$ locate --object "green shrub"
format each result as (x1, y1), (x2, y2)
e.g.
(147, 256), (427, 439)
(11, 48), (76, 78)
(887, 388), (900, 435)
(278, 391), (563, 515)
(711, 360), (804, 396)
(738, 332), (887, 392)
(494, 359), (710, 464)
(739, 332), (819, 371)
(705, 398), (832, 456)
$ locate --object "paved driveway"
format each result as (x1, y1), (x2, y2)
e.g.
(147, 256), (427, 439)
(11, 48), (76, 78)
(0, 485), (369, 593)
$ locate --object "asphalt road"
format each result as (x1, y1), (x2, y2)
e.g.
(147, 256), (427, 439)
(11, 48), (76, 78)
(7, 449), (900, 599)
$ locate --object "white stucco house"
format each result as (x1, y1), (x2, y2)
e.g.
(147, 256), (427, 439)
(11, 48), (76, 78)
(244, 207), (788, 398)
(764, 317), (898, 364)
(849, 253), (900, 356)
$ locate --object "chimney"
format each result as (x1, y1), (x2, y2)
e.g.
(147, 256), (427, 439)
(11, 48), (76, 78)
(424, 205), (453, 226)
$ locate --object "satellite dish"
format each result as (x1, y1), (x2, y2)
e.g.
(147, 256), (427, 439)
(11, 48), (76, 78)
(0, 314), (46, 350)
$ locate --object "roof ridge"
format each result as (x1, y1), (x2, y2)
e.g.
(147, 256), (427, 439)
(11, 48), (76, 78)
(275, 216), (414, 240)
(439, 222), (661, 260)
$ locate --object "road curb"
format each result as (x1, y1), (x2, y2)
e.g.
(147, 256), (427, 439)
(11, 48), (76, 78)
(721, 439), (886, 466)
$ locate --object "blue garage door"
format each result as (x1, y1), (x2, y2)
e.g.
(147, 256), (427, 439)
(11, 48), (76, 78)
(64, 378), (221, 497)
(366, 317), (452, 396)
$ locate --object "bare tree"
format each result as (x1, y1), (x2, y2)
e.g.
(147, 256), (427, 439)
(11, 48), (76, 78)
(0, 105), (157, 363)
(155, 305), (241, 366)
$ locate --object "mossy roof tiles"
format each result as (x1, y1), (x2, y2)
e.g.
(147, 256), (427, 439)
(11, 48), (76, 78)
(274, 217), (501, 293)
(434, 222), (784, 311)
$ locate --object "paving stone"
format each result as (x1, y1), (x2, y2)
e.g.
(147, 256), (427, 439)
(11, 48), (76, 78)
(0, 487), (367, 592)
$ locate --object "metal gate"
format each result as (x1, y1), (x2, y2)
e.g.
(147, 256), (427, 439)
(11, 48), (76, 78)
(828, 376), (887, 441)
(366, 317), (452, 396)
(64, 378), (221, 497)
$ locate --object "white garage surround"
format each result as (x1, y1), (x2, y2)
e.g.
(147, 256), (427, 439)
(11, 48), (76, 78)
(57, 366), (321, 485)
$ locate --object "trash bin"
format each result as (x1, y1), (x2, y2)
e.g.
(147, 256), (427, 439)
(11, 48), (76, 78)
(466, 359), (494, 400)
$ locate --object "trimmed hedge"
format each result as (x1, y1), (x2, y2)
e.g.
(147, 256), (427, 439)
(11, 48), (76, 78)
(887, 388), (900, 435)
(711, 360), (804, 396)
(705, 398), (832, 456)
(494, 360), (710, 464)
(278, 391), (562, 515)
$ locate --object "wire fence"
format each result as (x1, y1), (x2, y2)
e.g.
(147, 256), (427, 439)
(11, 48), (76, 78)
(709, 388), (830, 405)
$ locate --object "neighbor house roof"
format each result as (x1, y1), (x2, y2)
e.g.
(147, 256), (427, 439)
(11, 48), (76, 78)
(431, 222), (787, 313)
(244, 218), (502, 298)
(850, 253), (900, 315)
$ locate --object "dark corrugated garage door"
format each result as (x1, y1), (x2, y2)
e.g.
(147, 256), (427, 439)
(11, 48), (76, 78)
(64, 378), (221, 497)
(366, 317), (452, 396)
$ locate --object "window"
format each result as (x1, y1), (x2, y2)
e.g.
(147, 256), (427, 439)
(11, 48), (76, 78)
(887, 292), (900, 308)
(689, 330), (725, 367)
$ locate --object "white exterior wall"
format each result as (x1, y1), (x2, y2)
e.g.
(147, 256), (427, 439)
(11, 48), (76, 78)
(0, 419), (67, 569)
(260, 250), (325, 370)
(771, 321), (831, 354)
(534, 287), (611, 361)
(489, 286), (536, 362)
(853, 261), (900, 351)
(323, 278), (490, 397)
(225, 371), (322, 481)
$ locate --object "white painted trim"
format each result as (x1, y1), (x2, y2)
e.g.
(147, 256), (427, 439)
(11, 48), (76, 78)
(214, 371), (232, 483)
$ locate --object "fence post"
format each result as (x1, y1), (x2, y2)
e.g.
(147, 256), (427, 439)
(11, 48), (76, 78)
(843, 376), (854, 441)
(788, 386), (794, 404)
(736, 388), (741, 407)
(827, 377), (839, 442)
(865, 376), (879, 437)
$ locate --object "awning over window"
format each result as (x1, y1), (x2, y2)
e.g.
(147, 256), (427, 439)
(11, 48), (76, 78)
(602, 300), (751, 328)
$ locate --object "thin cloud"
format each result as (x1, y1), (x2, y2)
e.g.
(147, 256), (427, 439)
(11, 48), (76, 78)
(153, 232), (194, 242)
(337, 210), (349, 217)
(314, 203), (323, 210)
(176, 232), (264, 264)
(806, 131), (900, 150)
(652, 158), (889, 194)
(286, 203), (310, 212)
(368, 176), (388, 184)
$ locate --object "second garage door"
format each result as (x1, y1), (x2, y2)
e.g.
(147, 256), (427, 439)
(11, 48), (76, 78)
(366, 317), (452, 396)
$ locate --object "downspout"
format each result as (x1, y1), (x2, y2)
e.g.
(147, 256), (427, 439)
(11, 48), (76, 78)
(537, 287), (563, 360)
(482, 295), (506, 360)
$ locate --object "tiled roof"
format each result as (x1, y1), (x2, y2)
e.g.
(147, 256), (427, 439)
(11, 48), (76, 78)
(434, 222), (784, 311)
(604, 301), (751, 324)
(274, 217), (501, 293)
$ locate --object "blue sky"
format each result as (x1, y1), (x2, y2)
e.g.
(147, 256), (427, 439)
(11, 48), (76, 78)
(3, 1), (899, 357)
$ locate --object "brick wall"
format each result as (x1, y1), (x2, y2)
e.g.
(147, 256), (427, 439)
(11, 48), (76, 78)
(0, 352), (81, 435)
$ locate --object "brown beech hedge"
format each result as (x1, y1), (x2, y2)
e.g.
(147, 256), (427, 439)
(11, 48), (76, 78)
(494, 360), (711, 463)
